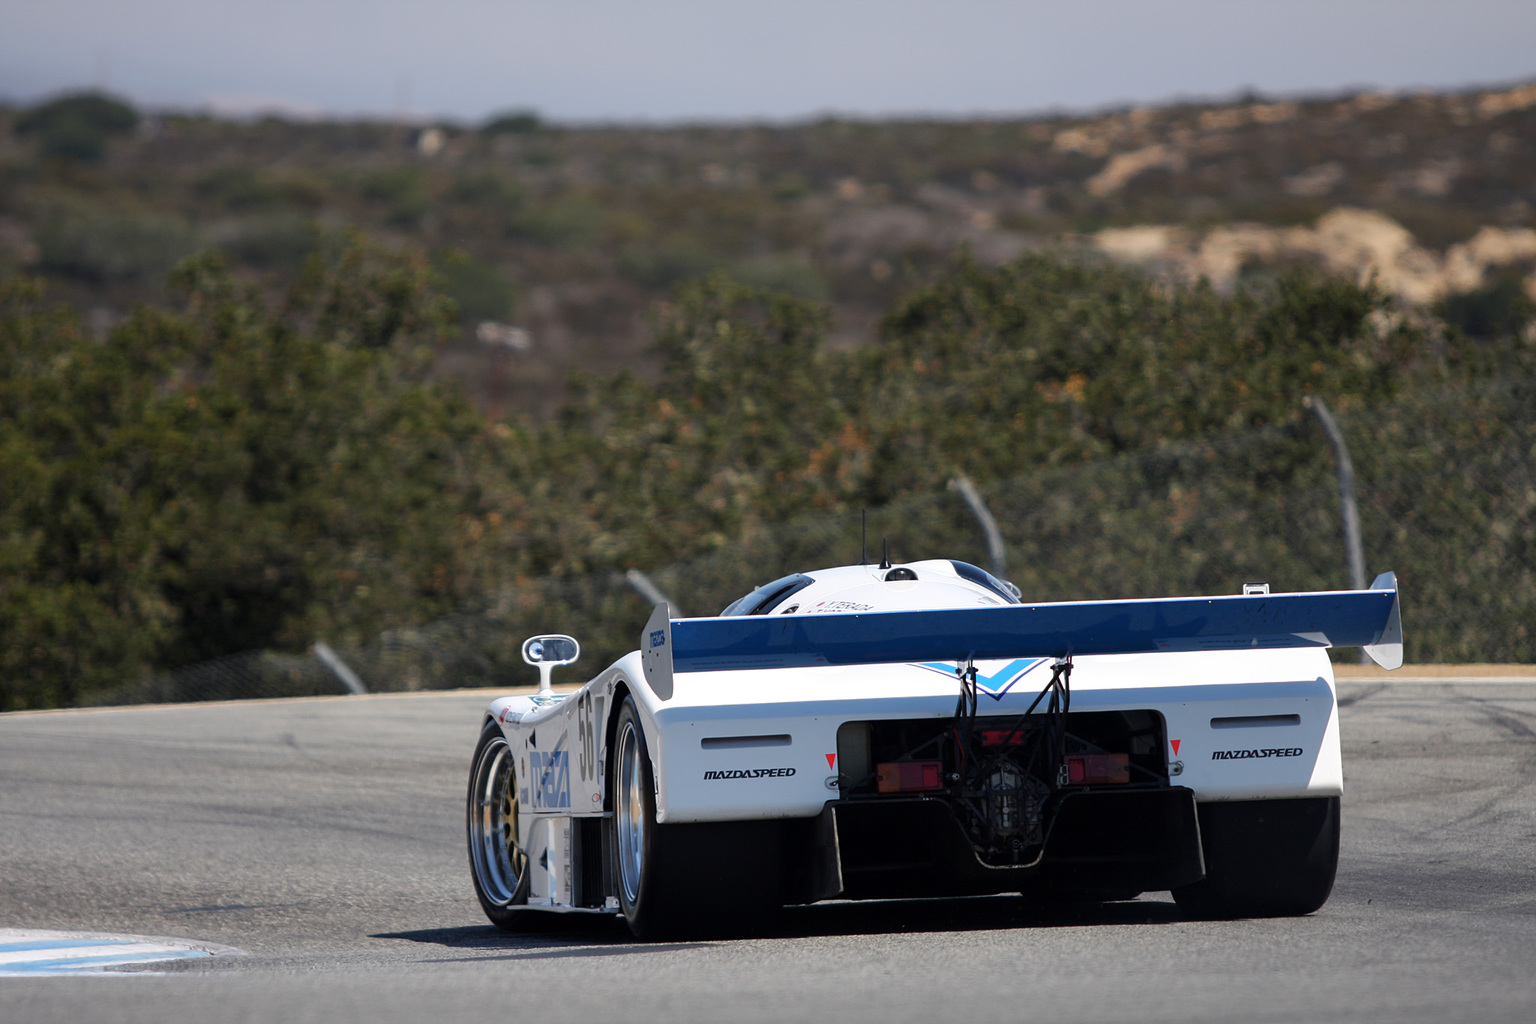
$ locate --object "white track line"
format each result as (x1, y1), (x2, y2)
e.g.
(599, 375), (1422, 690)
(0, 930), (221, 977)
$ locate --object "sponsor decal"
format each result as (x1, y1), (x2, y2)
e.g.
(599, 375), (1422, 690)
(529, 749), (571, 809)
(912, 657), (1048, 700)
(812, 600), (873, 613)
(649, 630), (666, 649)
(703, 767), (797, 780)
(1211, 747), (1304, 760)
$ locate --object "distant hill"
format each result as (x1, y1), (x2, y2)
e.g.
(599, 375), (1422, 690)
(1, 82), (1532, 418)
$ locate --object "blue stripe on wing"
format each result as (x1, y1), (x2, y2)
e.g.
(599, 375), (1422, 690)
(667, 585), (1400, 673)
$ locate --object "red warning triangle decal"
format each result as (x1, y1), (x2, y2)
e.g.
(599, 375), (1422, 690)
(826, 753), (837, 769)
(1171, 739), (1181, 756)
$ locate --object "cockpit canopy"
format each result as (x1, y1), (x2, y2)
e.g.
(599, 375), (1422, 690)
(719, 560), (1021, 617)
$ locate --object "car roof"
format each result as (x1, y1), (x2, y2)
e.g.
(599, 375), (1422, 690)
(719, 559), (1020, 616)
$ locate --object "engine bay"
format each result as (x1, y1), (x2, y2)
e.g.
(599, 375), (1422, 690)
(836, 706), (1169, 867)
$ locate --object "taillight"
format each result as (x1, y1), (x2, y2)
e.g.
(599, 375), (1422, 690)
(876, 760), (944, 793)
(1065, 753), (1130, 785)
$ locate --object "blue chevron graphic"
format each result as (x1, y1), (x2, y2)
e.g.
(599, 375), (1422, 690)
(912, 657), (1049, 700)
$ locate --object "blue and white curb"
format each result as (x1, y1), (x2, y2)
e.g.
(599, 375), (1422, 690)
(0, 929), (236, 976)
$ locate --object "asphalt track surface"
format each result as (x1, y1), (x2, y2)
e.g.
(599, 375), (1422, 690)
(2, 678), (1533, 1023)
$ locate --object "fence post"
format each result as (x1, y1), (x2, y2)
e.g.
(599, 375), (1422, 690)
(313, 641), (369, 695)
(948, 475), (1007, 581)
(626, 568), (684, 618)
(1305, 396), (1369, 664)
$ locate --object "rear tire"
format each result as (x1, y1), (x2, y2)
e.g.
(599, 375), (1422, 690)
(612, 696), (781, 939)
(1173, 796), (1339, 919)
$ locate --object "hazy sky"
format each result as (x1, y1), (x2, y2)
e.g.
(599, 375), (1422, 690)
(3, 0), (1534, 123)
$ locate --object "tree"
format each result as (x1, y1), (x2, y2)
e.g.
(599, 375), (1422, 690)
(16, 91), (140, 163)
(0, 241), (489, 709)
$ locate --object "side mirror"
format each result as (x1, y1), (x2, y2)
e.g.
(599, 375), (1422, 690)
(522, 634), (579, 694)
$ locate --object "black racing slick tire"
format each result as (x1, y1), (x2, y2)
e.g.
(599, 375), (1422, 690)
(611, 696), (781, 940)
(466, 719), (556, 931)
(1173, 796), (1340, 919)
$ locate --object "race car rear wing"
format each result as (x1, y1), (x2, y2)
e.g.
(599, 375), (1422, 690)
(640, 572), (1402, 700)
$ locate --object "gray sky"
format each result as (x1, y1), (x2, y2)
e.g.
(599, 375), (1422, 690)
(3, 0), (1534, 123)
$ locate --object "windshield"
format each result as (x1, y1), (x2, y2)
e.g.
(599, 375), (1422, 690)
(948, 561), (1021, 603)
(719, 574), (815, 616)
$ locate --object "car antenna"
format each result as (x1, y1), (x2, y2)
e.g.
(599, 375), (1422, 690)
(860, 509), (868, 565)
(879, 537), (891, 570)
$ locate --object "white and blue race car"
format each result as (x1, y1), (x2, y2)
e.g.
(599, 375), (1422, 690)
(467, 558), (1402, 938)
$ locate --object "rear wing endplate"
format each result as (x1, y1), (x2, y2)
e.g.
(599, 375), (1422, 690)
(641, 572), (1402, 700)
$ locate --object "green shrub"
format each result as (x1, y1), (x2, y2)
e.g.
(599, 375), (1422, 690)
(6, 239), (1526, 707)
(360, 167), (430, 226)
(732, 255), (830, 301)
(481, 109), (542, 135)
(193, 165), (288, 212)
(1435, 273), (1535, 340)
(617, 237), (718, 288)
(433, 248), (519, 323)
(508, 196), (602, 247)
(0, 241), (481, 710)
(220, 214), (318, 271)
(448, 169), (526, 208)
(16, 92), (139, 163)
(37, 209), (202, 284)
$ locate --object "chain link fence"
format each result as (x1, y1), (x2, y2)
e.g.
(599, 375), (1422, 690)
(85, 376), (1535, 706)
